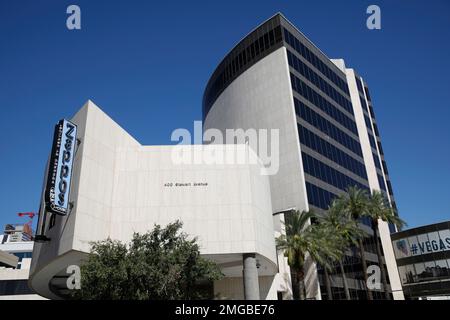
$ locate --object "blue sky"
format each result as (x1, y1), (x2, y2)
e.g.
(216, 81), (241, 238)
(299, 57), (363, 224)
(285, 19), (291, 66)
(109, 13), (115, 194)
(0, 0), (449, 230)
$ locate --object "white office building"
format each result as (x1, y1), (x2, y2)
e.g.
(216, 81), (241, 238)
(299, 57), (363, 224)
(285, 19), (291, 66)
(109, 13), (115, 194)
(0, 229), (44, 299)
(202, 13), (403, 299)
(30, 13), (403, 300)
(29, 101), (292, 300)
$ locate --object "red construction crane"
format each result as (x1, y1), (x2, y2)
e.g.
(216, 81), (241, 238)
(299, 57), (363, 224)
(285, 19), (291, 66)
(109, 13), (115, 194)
(17, 212), (36, 240)
(17, 212), (36, 219)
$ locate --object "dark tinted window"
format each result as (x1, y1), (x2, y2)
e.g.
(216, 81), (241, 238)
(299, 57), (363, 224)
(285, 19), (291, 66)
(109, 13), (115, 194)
(0, 280), (34, 296)
(298, 125), (368, 180)
(294, 98), (363, 157)
(302, 152), (369, 191)
(287, 51), (353, 114)
(305, 182), (337, 210)
(368, 133), (377, 149)
(359, 96), (368, 113)
(203, 23), (283, 119)
(364, 86), (372, 102)
(377, 174), (387, 192)
(355, 76), (364, 94)
(284, 29), (349, 95)
(373, 153), (382, 170)
(291, 73), (358, 135)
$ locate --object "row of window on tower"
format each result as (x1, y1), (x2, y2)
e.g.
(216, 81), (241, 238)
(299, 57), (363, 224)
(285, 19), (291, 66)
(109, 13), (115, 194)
(219, 26), (282, 85)
(373, 152), (382, 170)
(355, 75), (365, 96)
(369, 105), (376, 119)
(364, 114), (373, 131)
(287, 50), (353, 114)
(298, 125), (368, 180)
(305, 181), (338, 210)
(364, 86), (372, 102)
(382, 159), (389, 176)
(368, 133), (377, 150)
(291, 73), (358, 135)
(359, 95), (369, 114)
(203, 24), (283, 116)
(377, 174), (387, 192)
(302, 152), (369, 193)
(361, 84), (396, 199)
(283, 28), (349, 96)
(306, 181), (376, 230)
(386, 180), (394, 196)
(294, 98), (363, 158)
(377, 141), (384, 156)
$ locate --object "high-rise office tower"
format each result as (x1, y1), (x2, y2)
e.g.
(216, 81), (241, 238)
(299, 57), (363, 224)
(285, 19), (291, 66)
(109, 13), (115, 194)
(203, 13), (403, 299)
(3, 224), (33, 243)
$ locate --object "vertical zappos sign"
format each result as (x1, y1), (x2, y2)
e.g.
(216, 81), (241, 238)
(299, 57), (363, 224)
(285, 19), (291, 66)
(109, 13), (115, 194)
(45, 119), (77, 215)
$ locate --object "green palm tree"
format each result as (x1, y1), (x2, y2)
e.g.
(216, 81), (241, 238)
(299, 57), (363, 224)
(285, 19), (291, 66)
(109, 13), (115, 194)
(314, 221), (343, 300)
(365, 190), (406, 300)
(276, 210), (341, 300)
(320, 200), (365, 300)
(333, 186), (373, 300)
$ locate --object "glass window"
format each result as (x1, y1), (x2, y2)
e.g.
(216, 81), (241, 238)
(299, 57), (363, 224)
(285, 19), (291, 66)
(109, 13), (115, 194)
(428, 232), (442, 252)
(393, 238), (410, 258)
(291, 73), (357, 135)
(403, 264), (416, 284)
(417, 233), (430, 255)
(262, 35), (268, 50)
(407, 236), (419, 256)
(397, 266), (406, 285)
(436, 259), (449, 269)
(438, 229), (450, 246)
(0, 280), (34, 295)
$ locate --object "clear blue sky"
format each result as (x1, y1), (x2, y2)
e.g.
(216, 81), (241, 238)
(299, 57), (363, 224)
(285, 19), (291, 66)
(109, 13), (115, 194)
(0, 0), (449, 230)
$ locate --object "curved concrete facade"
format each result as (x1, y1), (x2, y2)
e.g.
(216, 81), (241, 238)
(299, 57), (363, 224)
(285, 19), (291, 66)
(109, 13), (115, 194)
(30, 101), (278, 299)
(203, 45), (319, 299)
(204, 46), (308, 219)
(203, 13), (404, 300)
(30, 12), (404, 301)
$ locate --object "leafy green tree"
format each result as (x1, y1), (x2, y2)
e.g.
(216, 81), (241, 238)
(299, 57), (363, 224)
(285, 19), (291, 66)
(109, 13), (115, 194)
(320, 200), (364, 300)
(276, 210), (340, 300)
(71, 221), (223, 300)
(365, 190), (406, 300)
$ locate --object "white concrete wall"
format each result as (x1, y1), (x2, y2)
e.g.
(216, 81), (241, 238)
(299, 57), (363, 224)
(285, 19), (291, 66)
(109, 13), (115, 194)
(0, 241), (33, 252)
(344, 67), (404, 300)
(203, 47), (318, 299)
(0, 267), (30, 280)
(204, 47), (309, 217)
(30, 101), (278, 299)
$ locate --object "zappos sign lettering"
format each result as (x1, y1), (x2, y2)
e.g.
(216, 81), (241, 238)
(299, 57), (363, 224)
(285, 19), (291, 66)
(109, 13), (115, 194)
(45, 119), (77, 215)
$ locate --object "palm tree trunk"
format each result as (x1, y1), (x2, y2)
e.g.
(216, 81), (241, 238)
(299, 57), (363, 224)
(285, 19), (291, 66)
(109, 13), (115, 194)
(323, 268), (333, 300)
(339, 260), (351, 300)
(358, 238), (373, 300)
(297, 271), (306, 300)
(372, 221), (391, 300)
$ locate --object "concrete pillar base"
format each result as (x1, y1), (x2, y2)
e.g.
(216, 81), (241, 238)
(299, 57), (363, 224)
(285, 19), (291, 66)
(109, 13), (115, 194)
(243, 253), (260, 300)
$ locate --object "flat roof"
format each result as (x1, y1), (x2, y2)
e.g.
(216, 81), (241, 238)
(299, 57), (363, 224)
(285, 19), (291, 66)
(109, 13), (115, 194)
(391, 220), (450, 240)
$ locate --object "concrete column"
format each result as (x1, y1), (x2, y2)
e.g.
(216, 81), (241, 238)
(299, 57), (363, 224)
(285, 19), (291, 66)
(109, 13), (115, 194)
(243, 253), (260, 300)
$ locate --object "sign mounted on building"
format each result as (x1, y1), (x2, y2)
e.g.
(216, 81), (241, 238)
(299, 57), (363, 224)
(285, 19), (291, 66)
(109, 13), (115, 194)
(393, 229), (450, 259)
(45, 119), (78, 216)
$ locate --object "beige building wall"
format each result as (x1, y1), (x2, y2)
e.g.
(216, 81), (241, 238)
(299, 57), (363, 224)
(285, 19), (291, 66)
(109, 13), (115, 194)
(30, 101), (280, 300)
